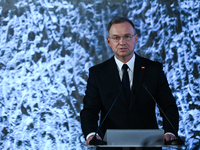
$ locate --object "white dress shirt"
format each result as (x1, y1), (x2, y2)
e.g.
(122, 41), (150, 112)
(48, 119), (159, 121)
(114, 54), (135, 89)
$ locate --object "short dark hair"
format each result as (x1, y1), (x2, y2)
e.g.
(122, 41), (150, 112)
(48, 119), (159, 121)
(107, 17), (136, 33)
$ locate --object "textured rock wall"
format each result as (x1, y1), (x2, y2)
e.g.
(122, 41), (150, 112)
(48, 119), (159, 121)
(0, 0), (199, 149)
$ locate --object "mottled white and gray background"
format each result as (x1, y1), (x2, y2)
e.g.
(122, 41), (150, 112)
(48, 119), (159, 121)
(0, 0), (200, 150)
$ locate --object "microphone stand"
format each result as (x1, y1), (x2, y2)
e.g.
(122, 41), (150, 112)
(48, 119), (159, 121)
(89, 87), (123, 146)
(143, 84), (184, 146)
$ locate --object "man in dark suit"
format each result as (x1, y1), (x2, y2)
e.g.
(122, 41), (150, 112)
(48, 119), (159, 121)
(80, 17), (179, 150)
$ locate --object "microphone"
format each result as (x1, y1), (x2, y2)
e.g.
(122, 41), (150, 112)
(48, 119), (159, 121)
(142, 83), (184, 146)
(89, 86), (123, 146)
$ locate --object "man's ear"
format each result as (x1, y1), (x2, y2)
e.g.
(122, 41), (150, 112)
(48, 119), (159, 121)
(106, 37), (111, 47)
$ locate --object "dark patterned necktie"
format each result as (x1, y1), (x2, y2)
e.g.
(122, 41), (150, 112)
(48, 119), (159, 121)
(122, 64), (131, 104)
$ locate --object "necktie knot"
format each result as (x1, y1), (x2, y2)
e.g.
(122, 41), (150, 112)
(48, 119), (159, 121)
(122, 64), (129, 71)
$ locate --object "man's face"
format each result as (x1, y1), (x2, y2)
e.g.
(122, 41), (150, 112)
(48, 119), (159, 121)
(106, 22), (138, 63)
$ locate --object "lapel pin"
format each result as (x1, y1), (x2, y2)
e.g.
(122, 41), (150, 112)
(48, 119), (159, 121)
(141, 66), (145, 69)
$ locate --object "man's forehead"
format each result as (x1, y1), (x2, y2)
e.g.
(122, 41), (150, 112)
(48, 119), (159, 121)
(109, 23), (135, 35)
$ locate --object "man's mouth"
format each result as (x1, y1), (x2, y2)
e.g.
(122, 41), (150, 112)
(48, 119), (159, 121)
(119, 48), (127, 51)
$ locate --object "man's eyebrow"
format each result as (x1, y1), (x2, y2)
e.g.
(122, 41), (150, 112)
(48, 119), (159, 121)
(111, 33), (132, 36)
(111, 34), (119, 36)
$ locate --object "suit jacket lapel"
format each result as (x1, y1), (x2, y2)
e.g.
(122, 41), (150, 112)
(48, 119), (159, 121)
(104, 56), (129, 108)
(129, 54), (147, 110)
(104, 56), (122, 93)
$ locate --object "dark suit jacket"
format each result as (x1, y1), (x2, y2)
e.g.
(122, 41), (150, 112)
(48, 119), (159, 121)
(81, 53), (179, 139)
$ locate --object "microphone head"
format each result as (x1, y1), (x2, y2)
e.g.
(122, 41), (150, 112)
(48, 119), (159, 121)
(142, 83), (147, 88)
(119, 84), (123, 90)
(89, 136), (97, 145)
(89, 136), (107, 145)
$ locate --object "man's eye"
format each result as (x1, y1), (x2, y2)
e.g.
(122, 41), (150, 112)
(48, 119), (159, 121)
(113, 37), (120, 40)
(124, 36), (131, 39)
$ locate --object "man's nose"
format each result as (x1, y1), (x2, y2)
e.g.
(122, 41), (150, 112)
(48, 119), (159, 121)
(119, 37), (126, 44)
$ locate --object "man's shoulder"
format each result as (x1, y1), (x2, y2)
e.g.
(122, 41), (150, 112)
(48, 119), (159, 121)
(89, 56), (114, 71)
(136, 53), (163, 67)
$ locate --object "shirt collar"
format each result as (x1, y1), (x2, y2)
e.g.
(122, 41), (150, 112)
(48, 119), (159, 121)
(114, 54), (135, 71)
